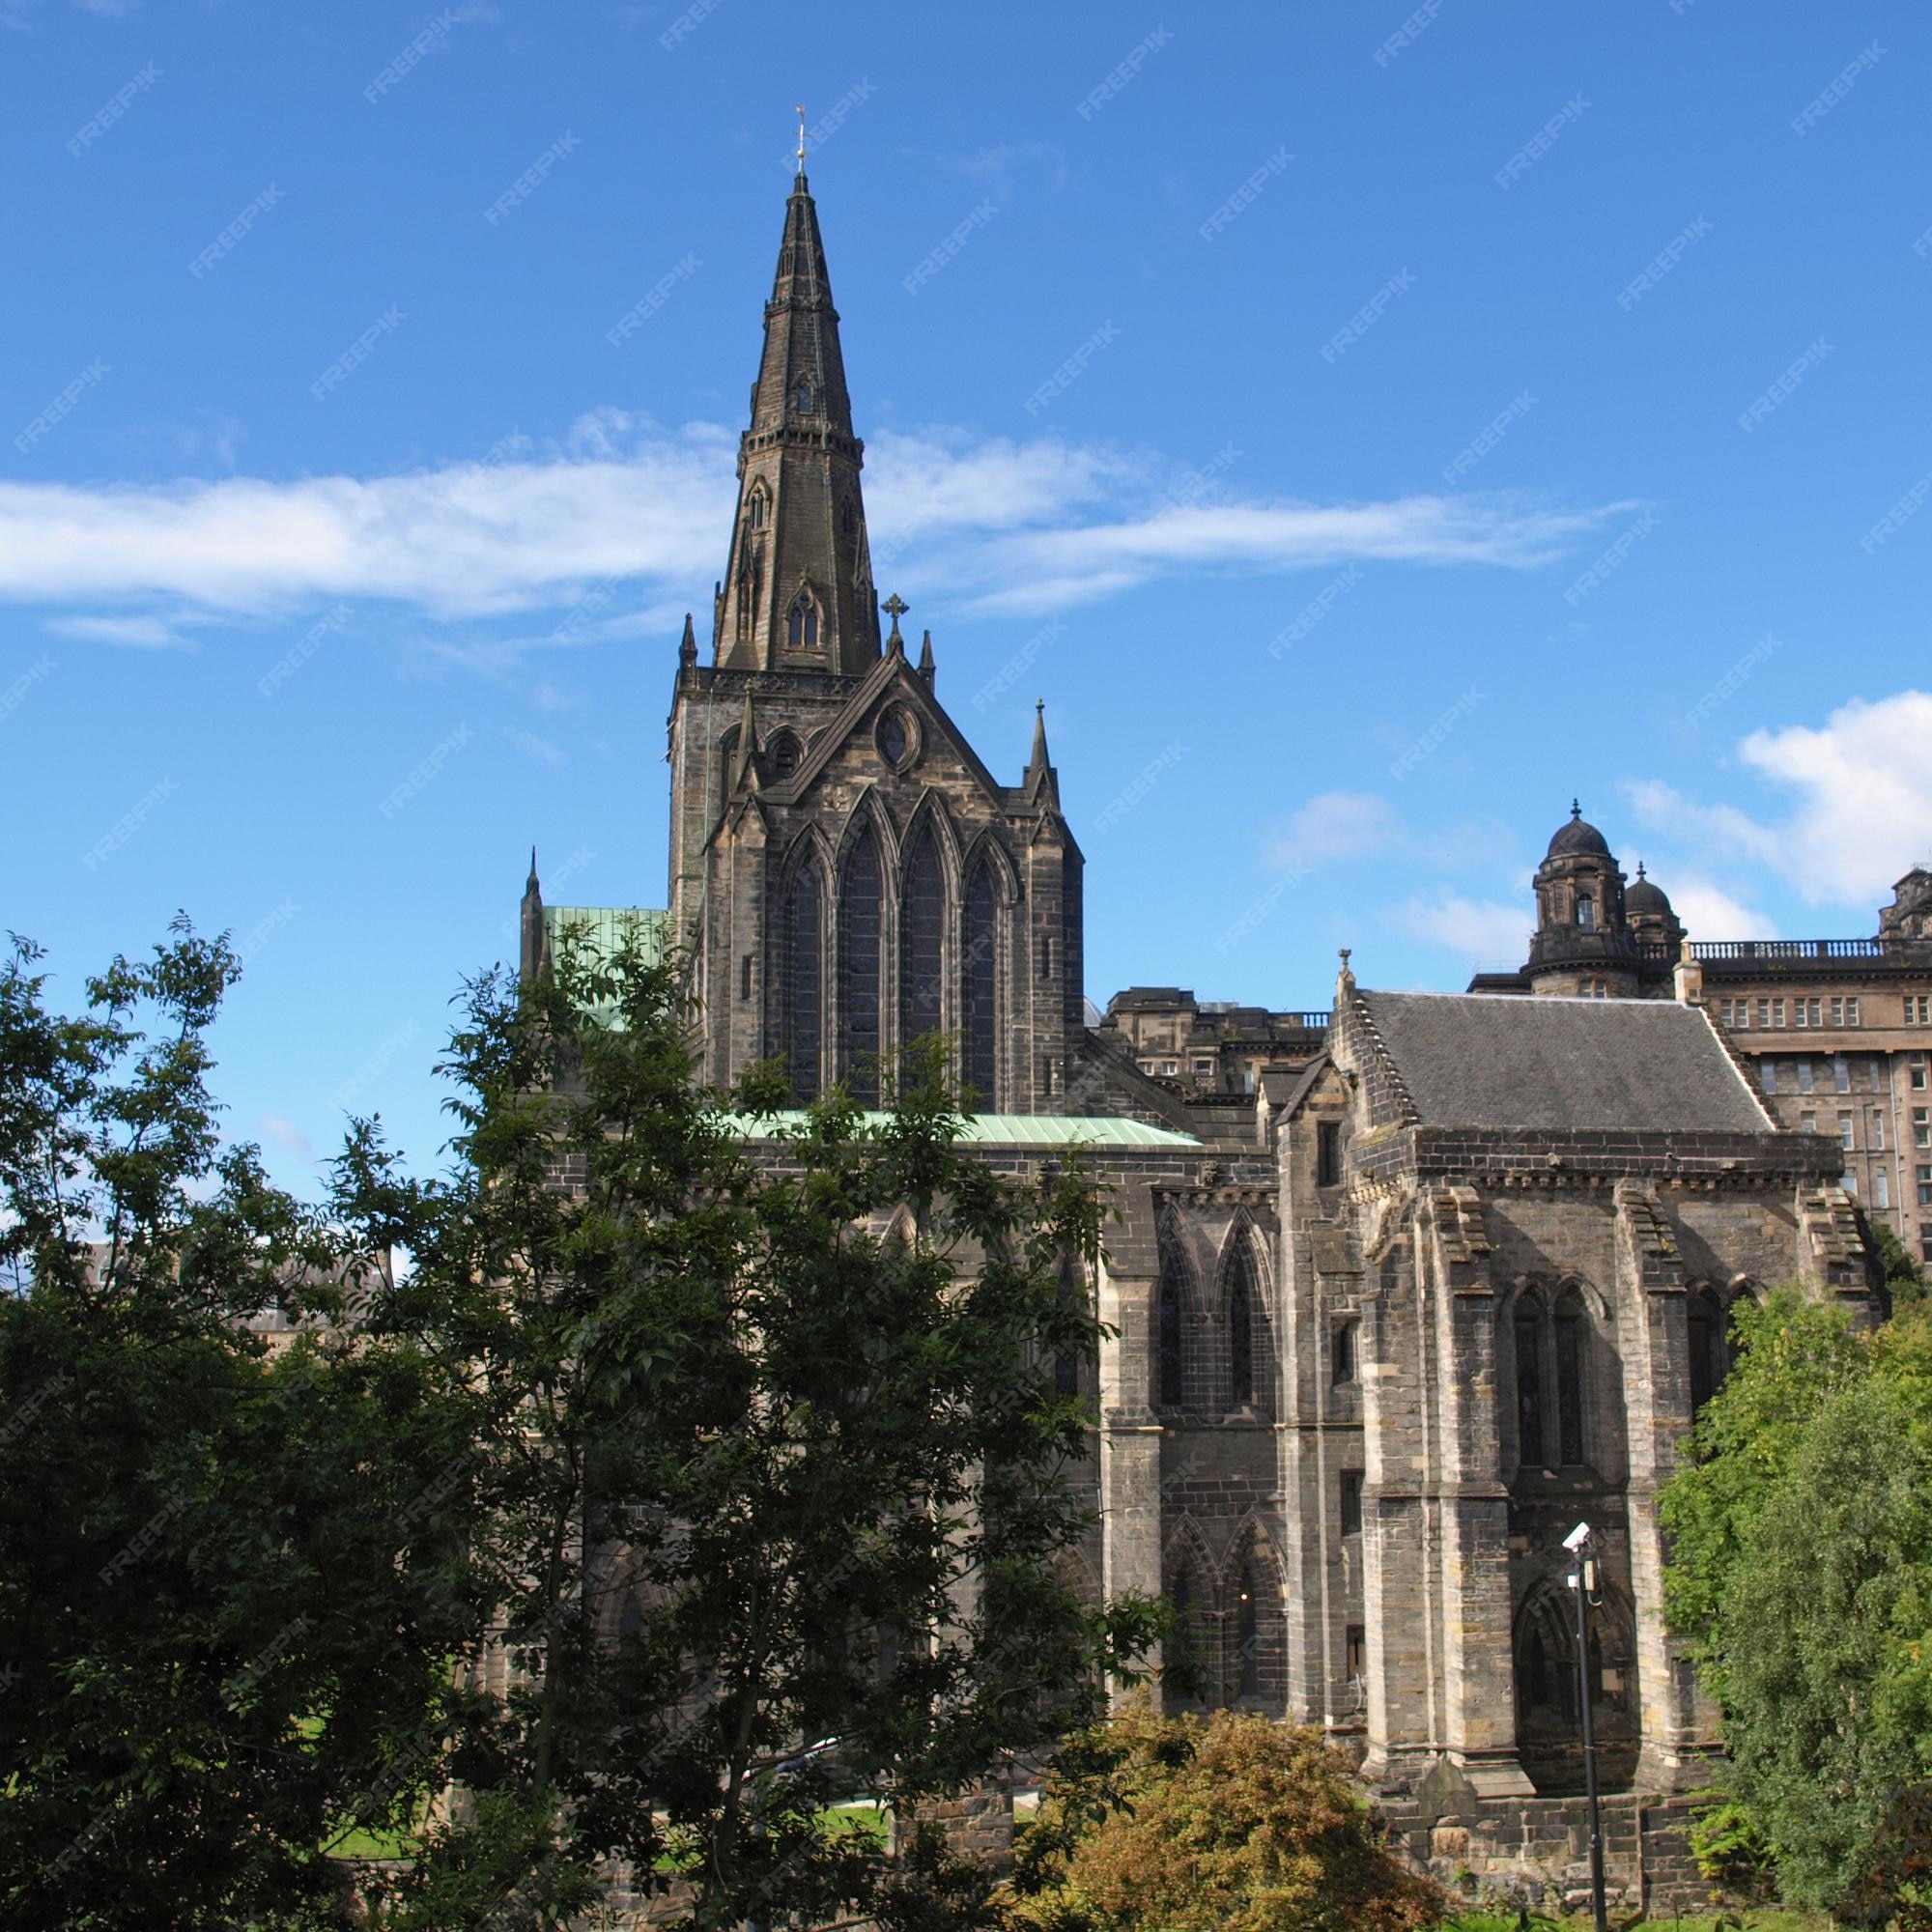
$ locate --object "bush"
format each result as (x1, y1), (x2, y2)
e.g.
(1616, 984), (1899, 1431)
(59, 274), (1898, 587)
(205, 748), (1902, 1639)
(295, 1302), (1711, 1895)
(1009, 1700), (1444, 1932)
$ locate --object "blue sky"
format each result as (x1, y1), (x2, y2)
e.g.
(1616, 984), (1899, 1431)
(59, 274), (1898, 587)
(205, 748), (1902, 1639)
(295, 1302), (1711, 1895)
(5, 0), (1929, 1195)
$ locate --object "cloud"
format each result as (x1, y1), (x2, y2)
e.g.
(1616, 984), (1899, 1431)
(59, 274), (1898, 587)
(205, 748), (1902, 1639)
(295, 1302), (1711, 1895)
(259, 1114), (313, 1160)
(44, 611), (200, 649)
(1627, 691), (1932, 913)
(504, 725), (567, 766)
(1267, 790), (1406, 868)
(1386, 891), (1531, 968)
(1663, 875), (1777, 942)
(0, 414), (1632, 643)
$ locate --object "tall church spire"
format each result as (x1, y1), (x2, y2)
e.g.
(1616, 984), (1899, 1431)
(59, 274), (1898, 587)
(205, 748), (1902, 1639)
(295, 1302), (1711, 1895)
(713, 161), (880, 673)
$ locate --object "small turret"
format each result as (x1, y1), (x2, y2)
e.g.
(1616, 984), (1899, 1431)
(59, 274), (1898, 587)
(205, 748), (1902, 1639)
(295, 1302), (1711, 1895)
(519, 848), (546, 983)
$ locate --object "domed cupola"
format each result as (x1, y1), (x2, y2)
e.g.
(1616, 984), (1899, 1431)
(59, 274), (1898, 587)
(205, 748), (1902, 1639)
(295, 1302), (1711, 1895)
(1526, 802), (1638, 996)
(1624, 861), (1686, 955)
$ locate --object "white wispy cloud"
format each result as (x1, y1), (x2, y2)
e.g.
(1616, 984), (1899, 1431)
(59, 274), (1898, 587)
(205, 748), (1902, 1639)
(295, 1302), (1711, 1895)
(258, 1114), (314, 1161)
(1627, 690), (1932, 914)
(1385, 890), (1531, 968)
(0, 413), (1631, 647)
(1266, 790), (1406, 868)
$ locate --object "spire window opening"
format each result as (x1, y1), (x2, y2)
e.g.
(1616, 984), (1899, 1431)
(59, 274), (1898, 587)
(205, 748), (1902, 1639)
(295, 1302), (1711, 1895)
(747, 486), (769, 531)
(1575, 894), (1596, 929)
(795, 383), (812, 413)
(786, 594), (820, 652)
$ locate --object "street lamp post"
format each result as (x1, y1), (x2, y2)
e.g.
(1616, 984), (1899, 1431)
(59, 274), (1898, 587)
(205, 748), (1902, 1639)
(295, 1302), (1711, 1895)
(1564, 1522), (1609, 1932)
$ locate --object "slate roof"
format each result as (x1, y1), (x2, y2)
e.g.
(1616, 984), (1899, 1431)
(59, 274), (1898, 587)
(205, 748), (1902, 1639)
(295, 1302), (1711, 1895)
(1355, 990), (1773, 1134)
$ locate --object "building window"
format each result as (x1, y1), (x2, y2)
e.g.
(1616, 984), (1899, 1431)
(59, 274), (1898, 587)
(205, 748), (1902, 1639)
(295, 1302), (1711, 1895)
(1757, 998), (1772, 1028)
(1870, 1056), (1885, 1092)
(1774, 999), (1786, 1028)
(766, 728), (801, 780)
(1317, 1119), (1342, 1188)
(747, 484), (769, 530)
(1839, 1113), (1856, 1151)
(1907, 996), (1931, 1026)
(1800, 1112), (1816, 1135)
(1688, 1287), (1724, 1414)
(1759, 1058), (1777, 1094)
(795, 383), (812, 412)
(1918, 1164), (1932, 1207)
(899, 821), (945, 1054)
(1554, 1292), (1585, 1467)
(962, 861), (998, 1109)
(1575, 894), (1595, 928)
(1037, 933), (1055, 983)
(1873, 1111), (1887, 1151)
(1912, 1056), (1929, 1091)
(1226, 1234), (1258, 1407)
(838, 826), (884, 1103)
(1332, 1319), (1358, 1385)
(1054, 1254), (1083, 1399)
(1834, 1057), (1852, 1093)
(1514, 1296), (1546, 1467)
(740, 952), (753, 1002)
(783, 865), (823, 1103)
(1156, 1235), (1187, 1408)
(1193, 1057), (1214, 1078)
(1339, 1469), (1363, 1538)
(1916, 1109), (1930, 1151)
(1346, 1624), (1367, 1685)
(1842, 1171), (1859, 1195)
(1235, 1559), (1261, 1699)
(786, 591), (820, 651)
(1875, 1168), (1889, 1209)
(1797, 1059), (1814, 1094)
(1832, 997), (1861, 1027)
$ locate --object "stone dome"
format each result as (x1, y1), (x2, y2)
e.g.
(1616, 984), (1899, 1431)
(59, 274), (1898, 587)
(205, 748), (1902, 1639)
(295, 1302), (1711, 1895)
(1626, 863), (1672, 916)
(1546, 800), (1611, 860)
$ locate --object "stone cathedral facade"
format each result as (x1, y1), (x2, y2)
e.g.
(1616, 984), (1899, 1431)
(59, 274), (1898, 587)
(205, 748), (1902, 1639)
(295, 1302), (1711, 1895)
(517, 167), (1914, 1902)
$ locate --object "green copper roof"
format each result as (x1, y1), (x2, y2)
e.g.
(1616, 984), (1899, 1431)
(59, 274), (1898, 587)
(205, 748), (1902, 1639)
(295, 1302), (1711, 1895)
(543, 905), (669, 968)
(715, 1111), (1202, 1149)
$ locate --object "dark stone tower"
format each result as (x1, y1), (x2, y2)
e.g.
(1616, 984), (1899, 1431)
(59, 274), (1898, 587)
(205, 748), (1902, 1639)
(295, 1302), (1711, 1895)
(1525, 803), (1641, 997)
(665, 169), (1085, 1112)
(713, 161), (879, 674)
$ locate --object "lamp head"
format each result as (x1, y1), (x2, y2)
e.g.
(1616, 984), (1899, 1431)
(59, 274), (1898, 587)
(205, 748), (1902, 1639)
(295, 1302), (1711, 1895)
(1563, 1520), (1593, 1553)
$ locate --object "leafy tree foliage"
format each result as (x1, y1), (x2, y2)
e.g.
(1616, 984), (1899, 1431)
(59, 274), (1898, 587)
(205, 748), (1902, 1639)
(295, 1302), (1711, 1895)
(1872, 1216), (1928, 1307)
(1661, 1288), (1932, 1922)
(341, 928), (1163, 1929)
(1007, 1699), (1444, 1932)
(0, 924), (484, 1930)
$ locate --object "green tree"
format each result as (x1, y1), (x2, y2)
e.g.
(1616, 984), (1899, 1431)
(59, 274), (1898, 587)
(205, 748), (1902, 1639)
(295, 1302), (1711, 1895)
(0, 924), (486, 1930)
(1871, 1216), (1928, 1307)
(346, 928), (1164, 1929)
(1662, 1289), (1932, 1922)
(1007, 1699), (1444, 1932)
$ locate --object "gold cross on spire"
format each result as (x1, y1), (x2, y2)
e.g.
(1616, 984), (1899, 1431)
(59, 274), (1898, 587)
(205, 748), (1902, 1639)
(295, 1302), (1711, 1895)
(795, 103), (807, 174)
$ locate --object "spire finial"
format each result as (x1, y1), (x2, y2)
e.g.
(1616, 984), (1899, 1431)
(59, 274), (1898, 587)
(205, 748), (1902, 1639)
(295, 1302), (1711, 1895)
(1636, 860), (1647, 880)
(882, 591), (908, 647)
(1571, 798), (1582, 820)
(795, 102), (807, 180)
(526, 845), (538, 892)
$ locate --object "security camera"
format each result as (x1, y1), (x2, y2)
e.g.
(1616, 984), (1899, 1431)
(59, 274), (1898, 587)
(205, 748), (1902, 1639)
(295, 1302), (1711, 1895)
(1563, 1521), (1592, 1553)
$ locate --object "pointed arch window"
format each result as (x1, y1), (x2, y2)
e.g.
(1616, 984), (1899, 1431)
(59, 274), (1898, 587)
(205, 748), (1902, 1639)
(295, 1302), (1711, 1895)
(1554, 1290), (1585, 1466)
(962, 860), (998, 1109)
(899, 820), (945, 1054)
(1235, 1558), (1261, 1699)
(1514, 1293), (1546, 1468)
(786, 590), (820, 652)
(1156, 1236), (1186, 1410)
(767, 729), (802, 781)
(838, 826), (883, 1104)
(1226, 1233), (1258, 1408)
(795, 383), (812, 413)
(783, 864), (822, 1103)
(1054, 1252), (1083, 1400)
(746, 483), (770, 531)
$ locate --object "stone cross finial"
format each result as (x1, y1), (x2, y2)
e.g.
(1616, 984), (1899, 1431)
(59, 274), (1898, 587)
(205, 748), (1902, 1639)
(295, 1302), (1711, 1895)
(882, 591), (908, 645)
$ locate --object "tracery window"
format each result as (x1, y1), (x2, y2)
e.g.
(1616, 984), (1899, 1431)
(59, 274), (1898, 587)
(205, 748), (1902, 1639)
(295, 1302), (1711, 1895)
(767, 729), (801, 781)
(1156, 1233), (1187, 1409)
(1513, 1285), (1593, 1469)
(899, 821), (945, 1051)
(961, 860), (998, 1107)
(839, 826), (883, 1103)
(1225, 1231), (1259, 1407)
(787, 591), (819, 651)
(783, 864), (822, 1102)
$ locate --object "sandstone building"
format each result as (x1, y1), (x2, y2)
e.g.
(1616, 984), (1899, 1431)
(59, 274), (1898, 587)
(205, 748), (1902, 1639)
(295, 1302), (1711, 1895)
(517, 164), (1915, 1904)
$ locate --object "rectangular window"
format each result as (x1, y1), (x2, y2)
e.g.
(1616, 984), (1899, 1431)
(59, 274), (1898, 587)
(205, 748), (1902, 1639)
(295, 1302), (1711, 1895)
(1719, 998), (1733, 1027)
(1909, 996), (1931, 1026)
(1842, 1172), (1858, 1195)
(1757, 997), (1772, 1028)
(1839, 1113), (1855, 1151)
(1831, 997), (1843, 1027)
(1873, 1112), (1886, 1151)
(1914, 1056), (1929, 1091)
(1871, 1057), (1886, 1092)
(1797, 1059), (1814, 1094)
(739, 952), (753, 1002)
(1193, 1058), (1214, 1078)
(1794, 999), (1809, 1029)
(1339, 1469), (1363, 1538)
(1332, 1320), (1357, 1385)
(1875, 1168), (1889, 1208)
(1848, 997), (1861, 1026)
(1317, 1120), (1342, 1188)
(1834, 1057), (1851, 1093)
(1922, 1236), (1932, 1264)
(1759, 1058), (1777, 1094)
(1346, 1625), (1367, 1681)
(1774, 999), (1786, 1028)
(1800, 1113), (1816, 1134)
(1919, 1165), (1932, 1207)
(1038, 934), (1054, 982)
(1916, 1109), (1930, 1151)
